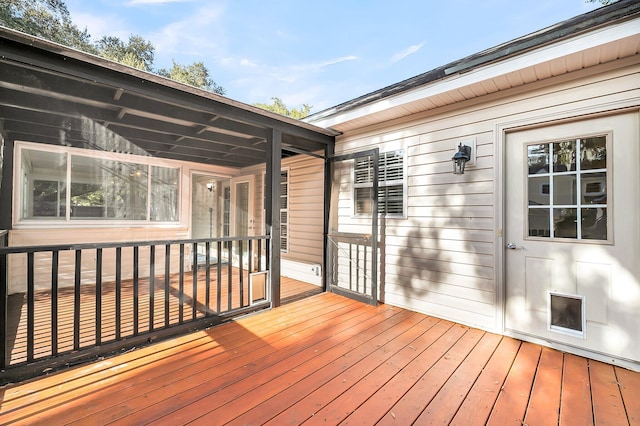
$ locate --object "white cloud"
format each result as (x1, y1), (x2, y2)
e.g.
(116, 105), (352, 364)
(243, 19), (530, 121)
(150, 5), (226, 63)
(318, 56), (359, 68)
(69, 12), (129, 40)
(239, 59), (258, 68)
(390, 43), (424, 64)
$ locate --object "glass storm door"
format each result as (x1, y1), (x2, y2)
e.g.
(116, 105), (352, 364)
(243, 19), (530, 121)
(504, 113), (640, 365)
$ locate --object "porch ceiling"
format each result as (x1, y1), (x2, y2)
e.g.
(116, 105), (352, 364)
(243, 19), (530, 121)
(0, 28), (337, 169)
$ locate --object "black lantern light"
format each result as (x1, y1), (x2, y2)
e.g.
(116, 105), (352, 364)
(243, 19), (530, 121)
(452, 143), (472, 175)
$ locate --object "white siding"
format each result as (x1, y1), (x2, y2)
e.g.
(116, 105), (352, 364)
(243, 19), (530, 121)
(236, 154), (325, 283)
(332, 60), (640, 331)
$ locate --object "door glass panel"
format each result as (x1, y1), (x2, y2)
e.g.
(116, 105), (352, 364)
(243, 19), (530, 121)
(528, 176), (549, 206)
(553, 175), (576, 205)
(581, 172), (606, 204)
(528, 209), (550, 237)
(553, 208), (577, 238)
(580, 137), (607, 170)
(235, 182), (249, 238)
(581, 207), (607, 240)
(553, 140), (576, 172)
(527, 136), (608, 241)
(528, 144), (549, 174)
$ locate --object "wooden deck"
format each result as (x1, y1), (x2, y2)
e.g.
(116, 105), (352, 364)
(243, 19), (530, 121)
(1, 292), (638, 425)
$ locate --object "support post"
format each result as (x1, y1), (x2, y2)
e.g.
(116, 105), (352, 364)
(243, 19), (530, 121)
(322, 143), (334, 292)
(266, 129), (282, 307)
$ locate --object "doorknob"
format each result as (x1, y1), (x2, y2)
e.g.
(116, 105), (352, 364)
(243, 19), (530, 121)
(505, 242), (524, 250)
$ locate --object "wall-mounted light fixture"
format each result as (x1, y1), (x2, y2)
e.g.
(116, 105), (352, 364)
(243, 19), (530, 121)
(206, 182), (214, 192)
(452, 142), (472, 175)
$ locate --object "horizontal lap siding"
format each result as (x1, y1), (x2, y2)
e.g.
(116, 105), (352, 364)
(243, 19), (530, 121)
(247, 155), (324, 266)
(334, 61), (640, 331)
(285, 156), (324, 264)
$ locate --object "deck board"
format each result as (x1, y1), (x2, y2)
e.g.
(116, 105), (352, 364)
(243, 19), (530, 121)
(1, 292), (639, 425)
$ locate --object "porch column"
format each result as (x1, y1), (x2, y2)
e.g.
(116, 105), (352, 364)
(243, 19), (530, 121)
(322, 142), (334, 292)
(266, 129), (282, 307)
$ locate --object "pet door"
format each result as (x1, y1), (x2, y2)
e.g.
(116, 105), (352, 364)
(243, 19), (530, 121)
(548, 292), (586, 338)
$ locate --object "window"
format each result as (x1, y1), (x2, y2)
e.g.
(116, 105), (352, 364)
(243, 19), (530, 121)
(19, 144), (179, 223)
(527, 136), (607, 240)
(353, 150), (405, 216)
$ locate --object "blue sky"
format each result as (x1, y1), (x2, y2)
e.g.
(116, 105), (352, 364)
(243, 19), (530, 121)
(65, 0), (602, 113)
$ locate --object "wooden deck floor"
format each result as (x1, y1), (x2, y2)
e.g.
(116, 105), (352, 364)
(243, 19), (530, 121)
(1, 292), (638, 425)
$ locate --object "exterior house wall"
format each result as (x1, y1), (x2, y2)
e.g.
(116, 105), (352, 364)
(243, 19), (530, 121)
(239, 153), (325, 284)
(332, 59), (640, 332)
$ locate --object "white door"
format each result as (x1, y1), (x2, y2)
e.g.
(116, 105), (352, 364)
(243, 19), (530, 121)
(230, 175), (255, 239)
(504, 113), (640, 366)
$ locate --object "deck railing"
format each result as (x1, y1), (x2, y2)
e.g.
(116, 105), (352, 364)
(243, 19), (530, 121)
(0, 235), (270, 382)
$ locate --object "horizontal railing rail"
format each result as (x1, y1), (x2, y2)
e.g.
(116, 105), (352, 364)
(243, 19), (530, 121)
(0, 235), (270, 383)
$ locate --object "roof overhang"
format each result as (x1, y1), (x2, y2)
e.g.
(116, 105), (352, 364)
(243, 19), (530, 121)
(306, 1), (640, 132)
(0, 28), (338, 169)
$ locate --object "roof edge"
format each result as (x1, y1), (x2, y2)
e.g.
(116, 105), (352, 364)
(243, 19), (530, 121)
(305, 0), (640, 125)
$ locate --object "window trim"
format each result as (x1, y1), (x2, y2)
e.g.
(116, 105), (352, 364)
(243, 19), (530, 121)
(352, 149), (407, 219)
(14, 140), (182, 227)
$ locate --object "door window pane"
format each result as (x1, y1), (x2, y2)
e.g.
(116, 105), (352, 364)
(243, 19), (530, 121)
(553, 140), (576, 172)
(553, 175), (576, 205)
(581, 208), (607, 240)
(528, 209), (550, 237)
(527, 136), (608, 241)
(528, 144), (549, 174)
(581, 172), (606, 204)
(580, 137), (607, 170)
(554, 208), (577, 239)
(528, 176), (549, 206)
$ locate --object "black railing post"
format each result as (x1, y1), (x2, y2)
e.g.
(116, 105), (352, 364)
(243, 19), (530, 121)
(115, 247), (122, 340)
(178, 244), (184, 324)
(216, 241), (222, 313)
(0, 233), (8, 370)
(26, 253), (34, 362)
(192, 242), (197, 320)
(51, 250), (59, 357)
(205, 241), (210, 315)
(164, 244), (170, 328)
(149, 245), (155, 331)
(133, 246), (139, 336)
(74, 250), (81, 351)
(96, 248), (102, 346)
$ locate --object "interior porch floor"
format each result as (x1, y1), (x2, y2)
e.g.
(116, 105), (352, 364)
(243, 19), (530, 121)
(1, 292), (638, 425)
